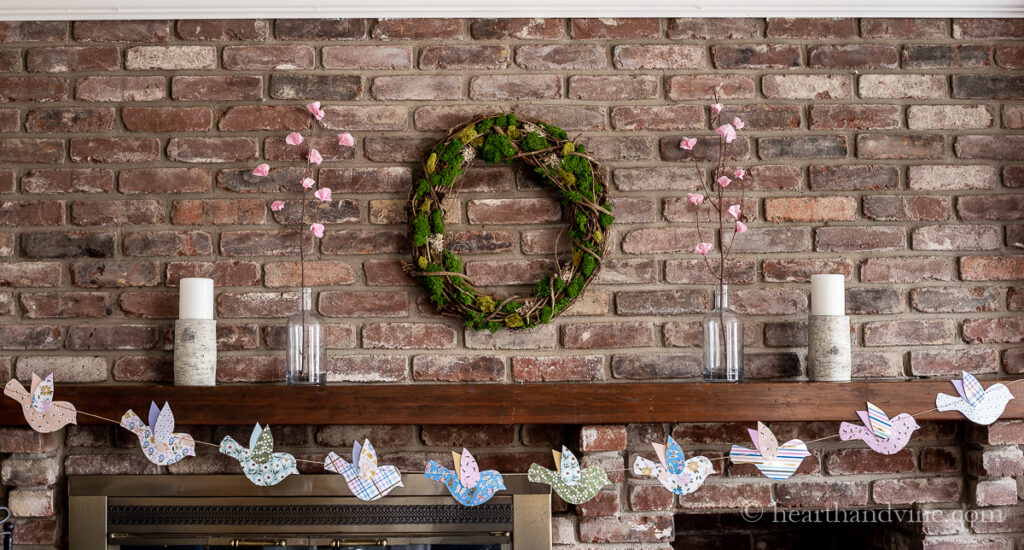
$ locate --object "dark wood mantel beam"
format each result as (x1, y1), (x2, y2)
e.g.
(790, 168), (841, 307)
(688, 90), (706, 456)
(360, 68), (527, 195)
(2, 381), (1021, 426)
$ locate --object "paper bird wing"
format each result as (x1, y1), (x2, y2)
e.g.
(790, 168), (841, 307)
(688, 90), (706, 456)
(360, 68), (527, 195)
(955, 371), (986, 406)
(249, 423), (262, 451)
(31, 373), (53, 413)
(352, 440), (362, 466)
(252, 425), (274, 463)
(152, 403), (176, 442)
(665, 437), (687, 475)
(357, 440), (379, 480)
(865, 402), (893, 439)
(558, 447), (581, 485)
(750, 422), (778, 460)
(632, 456), (666, 478)
(459, 449), (480, 489)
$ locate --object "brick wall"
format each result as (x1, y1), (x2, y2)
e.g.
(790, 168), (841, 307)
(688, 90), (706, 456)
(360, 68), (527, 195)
(0, 16), (1021, 548)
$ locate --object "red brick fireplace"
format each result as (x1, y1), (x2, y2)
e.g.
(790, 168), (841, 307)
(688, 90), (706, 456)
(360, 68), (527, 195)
(0, 15), (1021, 549)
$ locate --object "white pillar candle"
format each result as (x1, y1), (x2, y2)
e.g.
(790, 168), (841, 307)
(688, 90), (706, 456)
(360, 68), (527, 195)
(810, 274), (845, 316)
(179, 277), (214, 320)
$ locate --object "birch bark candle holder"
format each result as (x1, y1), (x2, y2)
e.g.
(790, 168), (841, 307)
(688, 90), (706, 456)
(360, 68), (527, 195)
(174, 278), (217, 386)
(808, 274), (851, 382)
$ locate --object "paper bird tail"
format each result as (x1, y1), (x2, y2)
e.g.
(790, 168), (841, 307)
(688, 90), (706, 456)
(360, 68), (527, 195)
(838, 422), (868, 442)
(935, 392), (961, 412)
(424, 460), (454, 484)
(3, 378), (25, 404)
(728, 445), (762, 465)
(527, 463), (555, 485)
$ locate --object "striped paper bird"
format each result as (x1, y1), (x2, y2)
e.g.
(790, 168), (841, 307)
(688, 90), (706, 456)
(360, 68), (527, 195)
(936, 371), (1014, 426)
(729, 422), (810, 480)
(4, 373), (77, 433)
(528, 446), (609, 504)
(324, 439), (403, 501)
(632, 436), (714, 496)
(839, 402), (920, 455)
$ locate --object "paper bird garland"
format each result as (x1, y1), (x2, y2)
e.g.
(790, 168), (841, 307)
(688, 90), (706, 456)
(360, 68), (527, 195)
(324, 439), (404, 501)
(220, 424), (299, 486)
(425, 449), (505, 506)
(4, 373), (77, 433)
(4, 373), (1022, 503)
(528, 446), (609, 504)
(730, 422), (810, 480)
(121, 402), (196, 466)
(936, 371), (1015, 426)
(633, 436), (714, 495)
(839, 402), (920, 455)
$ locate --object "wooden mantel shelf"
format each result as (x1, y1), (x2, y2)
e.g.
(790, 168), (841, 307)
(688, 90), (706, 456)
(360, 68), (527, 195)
(3, 381), (1022, 426)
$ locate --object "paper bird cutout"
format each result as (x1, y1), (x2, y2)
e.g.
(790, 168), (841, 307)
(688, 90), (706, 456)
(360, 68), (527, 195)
(632, 436), (715, 496)
(936, 371), (1014, 425)
(220, 424), (298, 486)
(730, 422), (810, 480)
(528, 446), (610, 504)
(121, 402), (196, 466)
(4, 374), (77, 433)
(425, 449), (505, 507)
(839, 402), (920, 455)
(324, 439), (403, 501)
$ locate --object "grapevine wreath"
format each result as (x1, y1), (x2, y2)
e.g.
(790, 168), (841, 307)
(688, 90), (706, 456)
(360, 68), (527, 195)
(406, 113), (615, 331)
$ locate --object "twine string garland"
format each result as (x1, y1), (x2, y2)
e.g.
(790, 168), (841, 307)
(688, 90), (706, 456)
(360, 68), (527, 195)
(15, 376), (1023, 476)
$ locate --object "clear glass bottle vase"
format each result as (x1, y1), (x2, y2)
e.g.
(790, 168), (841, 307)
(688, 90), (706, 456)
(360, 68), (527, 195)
(703, 284), (744, 382)
(287, 287), (325, 385)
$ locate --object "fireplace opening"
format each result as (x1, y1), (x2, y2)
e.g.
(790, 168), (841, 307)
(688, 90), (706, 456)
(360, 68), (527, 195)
(69, 475), (551, 549)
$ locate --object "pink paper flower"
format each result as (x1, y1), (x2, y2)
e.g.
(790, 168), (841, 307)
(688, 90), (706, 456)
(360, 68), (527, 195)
(308, 149), (323, 165)
(687, 193), (704, 205)
(732, 117), (744, 130)
(270, 200), (285, 212)
(694, 242), (713, 256)
(310, 223), (325, 238)
(307, 102), (325, 121)
(711, 103), (724, 115)
(717, 176), (732, 188)
(252, 164), (270, 177)
(734, 168), (746, 180)
(679, 137), (698, 151)
(728, 204), (742, 219)
(302, 177), (315, 189)
(337, 133), (354, 147)
(314, 187), (332, 202)
(735, 221), (748, 234)
(285, 132), (303, 146)
(715, 124), (737, 144)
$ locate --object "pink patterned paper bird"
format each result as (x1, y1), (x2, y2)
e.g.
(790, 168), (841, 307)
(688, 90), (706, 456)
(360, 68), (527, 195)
(4, 374), (77, 433)
(839, 402), (920, 455)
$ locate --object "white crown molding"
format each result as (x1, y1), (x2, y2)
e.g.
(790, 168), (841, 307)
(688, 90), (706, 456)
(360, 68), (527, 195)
(1, 0), (1022, 20)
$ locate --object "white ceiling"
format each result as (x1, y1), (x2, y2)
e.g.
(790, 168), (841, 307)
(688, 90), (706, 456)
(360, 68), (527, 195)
(2, 0), (1022, 20)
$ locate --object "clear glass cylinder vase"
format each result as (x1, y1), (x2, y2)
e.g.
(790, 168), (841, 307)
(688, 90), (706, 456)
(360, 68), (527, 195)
(287, 287), (325, 385)
(703, 284), (744, 382)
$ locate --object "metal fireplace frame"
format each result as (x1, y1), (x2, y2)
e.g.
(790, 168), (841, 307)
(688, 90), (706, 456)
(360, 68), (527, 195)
(69, 475), (551, 549)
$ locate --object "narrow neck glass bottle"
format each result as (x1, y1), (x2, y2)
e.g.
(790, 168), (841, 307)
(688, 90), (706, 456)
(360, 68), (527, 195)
(287, 287), (325, 385)
(703, 284), (744, 382)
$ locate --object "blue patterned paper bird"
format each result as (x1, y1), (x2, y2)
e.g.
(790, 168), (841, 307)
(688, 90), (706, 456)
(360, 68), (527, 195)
(220, 424), (298, 486)
(425, 449), (505, 507)
(121, 401), (196, 466)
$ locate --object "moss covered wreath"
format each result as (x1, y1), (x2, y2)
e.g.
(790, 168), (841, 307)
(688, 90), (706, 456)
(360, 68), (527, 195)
(406, 113), (614, 332)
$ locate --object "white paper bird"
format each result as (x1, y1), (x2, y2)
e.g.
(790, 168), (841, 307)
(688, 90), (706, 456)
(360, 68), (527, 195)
(729, 422), (810, 480)
(4, 373), (77, 433)
(632, 436), (714, 495)
(839, 402), (920, 455)
(121, 402), (196, 466)
(936, 371), (1014, 425)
